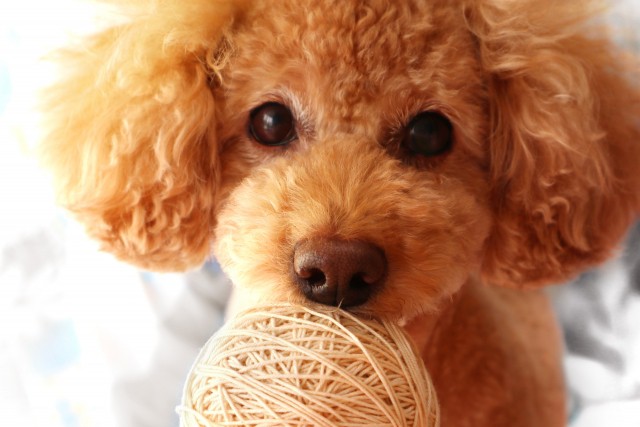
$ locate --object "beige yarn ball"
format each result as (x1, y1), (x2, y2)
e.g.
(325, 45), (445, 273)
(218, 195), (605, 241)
(178, 303), (439, 427)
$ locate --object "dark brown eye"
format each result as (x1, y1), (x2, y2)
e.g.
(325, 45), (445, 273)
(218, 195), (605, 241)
(403, 112), (453, 157)
(248, 102), (296, 146)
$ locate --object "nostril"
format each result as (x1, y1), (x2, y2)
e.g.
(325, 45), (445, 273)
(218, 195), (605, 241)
(349, 273), (369, 290)
(298, 268), (326, 287)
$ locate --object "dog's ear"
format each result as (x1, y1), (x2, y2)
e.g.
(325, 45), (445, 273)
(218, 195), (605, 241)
(40, 1), (246, 271)
(465, 0), (640, 287)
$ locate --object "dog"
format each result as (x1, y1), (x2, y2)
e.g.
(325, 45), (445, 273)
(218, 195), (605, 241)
(41, 0), (640, 425)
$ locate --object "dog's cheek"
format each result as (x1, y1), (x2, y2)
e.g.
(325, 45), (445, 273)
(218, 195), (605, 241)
(212, 166), (303, 302)
(372, 184), (492, 319)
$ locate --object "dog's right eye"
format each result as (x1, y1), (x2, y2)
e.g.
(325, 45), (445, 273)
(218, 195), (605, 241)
(402, 111), (453, 157)
(248, 102), (296, 146)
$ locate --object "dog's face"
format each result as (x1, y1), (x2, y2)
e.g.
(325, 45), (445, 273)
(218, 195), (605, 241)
(213, 0), (491, 317)
(42, 0), (640, 321)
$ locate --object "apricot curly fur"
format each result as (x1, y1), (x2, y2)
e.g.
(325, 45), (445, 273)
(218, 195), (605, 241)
(41, 1), (639, 424)
(40, 0), (248, 270)
(41, 0), (639, 278)
(465, 0), (640, 287)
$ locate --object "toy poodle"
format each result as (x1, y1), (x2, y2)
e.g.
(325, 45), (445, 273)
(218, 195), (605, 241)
(41, 0), (640, 425)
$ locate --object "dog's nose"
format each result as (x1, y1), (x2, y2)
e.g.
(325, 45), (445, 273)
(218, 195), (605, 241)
(292, 238), (387, 307)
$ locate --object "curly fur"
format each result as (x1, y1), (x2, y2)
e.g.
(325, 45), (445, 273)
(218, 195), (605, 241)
(41, 0), (248, 269)
(41, 0), (640, 425)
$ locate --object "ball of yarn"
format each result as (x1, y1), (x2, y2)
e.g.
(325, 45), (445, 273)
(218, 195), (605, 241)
(178, 303), (439, 427)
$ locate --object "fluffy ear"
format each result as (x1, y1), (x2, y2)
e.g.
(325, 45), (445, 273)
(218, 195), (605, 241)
(465, 0), (640, 287)
(40, 0), (246, 271)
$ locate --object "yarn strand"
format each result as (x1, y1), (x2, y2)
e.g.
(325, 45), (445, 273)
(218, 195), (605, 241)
(179, 303), (440, 427)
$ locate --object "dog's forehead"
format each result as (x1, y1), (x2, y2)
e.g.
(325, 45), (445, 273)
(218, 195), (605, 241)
(222, 0), (476, 135)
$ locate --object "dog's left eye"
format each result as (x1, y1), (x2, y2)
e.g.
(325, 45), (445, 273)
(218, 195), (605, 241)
(403, 112), (453, 157)
(248, 102), (296, 146)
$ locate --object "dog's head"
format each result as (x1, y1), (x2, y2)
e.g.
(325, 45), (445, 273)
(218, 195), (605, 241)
(42, 0), (640, 319)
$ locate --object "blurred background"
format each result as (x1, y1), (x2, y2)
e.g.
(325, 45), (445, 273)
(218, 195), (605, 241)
(0, 1), (639, 426)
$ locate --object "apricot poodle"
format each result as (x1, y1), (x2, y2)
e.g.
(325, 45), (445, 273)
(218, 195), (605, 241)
(42, 0), (640, 425)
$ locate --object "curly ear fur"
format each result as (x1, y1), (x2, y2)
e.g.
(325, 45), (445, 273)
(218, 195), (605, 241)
(466, 0), (640, 287)
(40, 0), (247, 270)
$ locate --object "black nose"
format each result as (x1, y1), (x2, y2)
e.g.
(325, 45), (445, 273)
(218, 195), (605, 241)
(292, 238), (387, 307)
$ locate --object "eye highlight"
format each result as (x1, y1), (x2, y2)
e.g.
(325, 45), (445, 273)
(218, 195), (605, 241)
(402, 111), (453, 157)
(248, 102), (296, 146)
